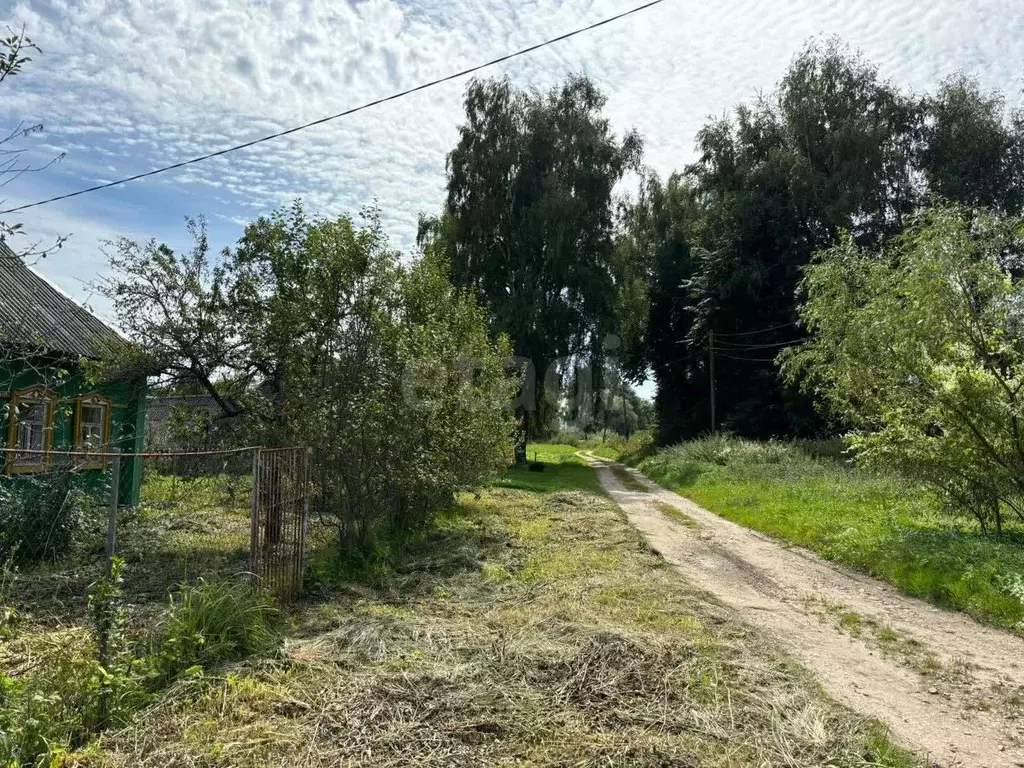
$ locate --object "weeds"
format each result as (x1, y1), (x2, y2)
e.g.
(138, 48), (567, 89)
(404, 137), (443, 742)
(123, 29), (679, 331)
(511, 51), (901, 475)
(0, 470), (94, 565)
(4, 473), (253, 626)
(0, 575), (281, 766)
(582, 428), (657, 464)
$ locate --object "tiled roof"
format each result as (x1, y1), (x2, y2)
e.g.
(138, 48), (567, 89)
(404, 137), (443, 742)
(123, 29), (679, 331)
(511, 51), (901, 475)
(0, 241), (128, 359)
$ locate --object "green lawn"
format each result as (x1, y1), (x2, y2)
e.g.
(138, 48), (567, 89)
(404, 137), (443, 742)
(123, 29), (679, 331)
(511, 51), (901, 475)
(605, 436), (1024, 632)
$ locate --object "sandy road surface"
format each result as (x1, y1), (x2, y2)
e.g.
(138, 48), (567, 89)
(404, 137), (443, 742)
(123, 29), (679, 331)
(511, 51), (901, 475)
(587, 454), (1024, 768)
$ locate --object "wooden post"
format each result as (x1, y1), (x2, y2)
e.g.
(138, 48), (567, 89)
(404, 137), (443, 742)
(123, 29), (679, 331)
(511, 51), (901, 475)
(299, 448), (311, 588)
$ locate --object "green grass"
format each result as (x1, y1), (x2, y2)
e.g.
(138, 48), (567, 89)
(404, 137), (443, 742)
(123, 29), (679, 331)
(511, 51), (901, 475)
(5, 472), (253, 626)
(655, 501), (701, 529)
(493, 443), (605, 495)
(632, 436), (1024, 632)
(97, 451), (916, 768)
(609, 464), (649, 492)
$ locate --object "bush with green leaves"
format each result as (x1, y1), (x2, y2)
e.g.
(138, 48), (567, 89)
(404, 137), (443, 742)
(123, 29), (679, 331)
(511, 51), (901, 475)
(0, 468), (91, 565)
(786, 204), (1024, 532)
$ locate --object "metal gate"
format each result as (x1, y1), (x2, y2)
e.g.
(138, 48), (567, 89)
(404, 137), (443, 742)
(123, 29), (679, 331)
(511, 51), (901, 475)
(249, 447), (311, 602)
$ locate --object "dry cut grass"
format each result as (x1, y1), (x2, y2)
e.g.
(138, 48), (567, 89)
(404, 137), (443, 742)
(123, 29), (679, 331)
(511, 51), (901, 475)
(93, 470), (917, 767)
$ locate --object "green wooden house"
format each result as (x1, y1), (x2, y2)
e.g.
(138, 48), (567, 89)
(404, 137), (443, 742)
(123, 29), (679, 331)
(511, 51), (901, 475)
(0, 244), (147, 505)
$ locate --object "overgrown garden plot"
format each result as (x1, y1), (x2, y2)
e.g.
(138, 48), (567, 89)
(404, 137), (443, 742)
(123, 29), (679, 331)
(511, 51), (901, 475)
(0, 468), (279, 766)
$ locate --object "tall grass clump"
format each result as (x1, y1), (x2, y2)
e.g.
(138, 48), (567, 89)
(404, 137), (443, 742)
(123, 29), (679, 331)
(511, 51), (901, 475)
(639, 434), (847, 484)
(585, 428), (657, 464)
(151, 580), (279, 685)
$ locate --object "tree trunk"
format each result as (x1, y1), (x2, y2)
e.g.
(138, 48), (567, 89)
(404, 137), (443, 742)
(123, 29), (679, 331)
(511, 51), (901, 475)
(261, 461), (284, 545)
(514, 409), (528, 466)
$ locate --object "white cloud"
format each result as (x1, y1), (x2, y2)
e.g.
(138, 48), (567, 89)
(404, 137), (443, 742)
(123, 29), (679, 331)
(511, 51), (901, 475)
(0, 0), (1021, 309)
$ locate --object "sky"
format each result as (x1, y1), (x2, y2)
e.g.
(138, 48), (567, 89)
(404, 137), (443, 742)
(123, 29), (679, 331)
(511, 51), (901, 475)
(2, 0), (1024, 389)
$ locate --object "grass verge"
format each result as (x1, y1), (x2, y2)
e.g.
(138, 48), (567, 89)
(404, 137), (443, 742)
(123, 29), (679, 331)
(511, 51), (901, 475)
(493, 443), (604, 495)
(95, 454), (917, 767)
(618, 436), (1024, 632)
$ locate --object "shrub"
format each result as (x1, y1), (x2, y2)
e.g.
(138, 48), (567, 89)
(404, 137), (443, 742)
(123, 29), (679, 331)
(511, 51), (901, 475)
(0, 467), (92, 565)
(294, 239), (520, 550)
(101, 203), (519, 555)
(548, 427), (587, 447)
(588, 428), (656, 464)
(787, 205), (1024, 532)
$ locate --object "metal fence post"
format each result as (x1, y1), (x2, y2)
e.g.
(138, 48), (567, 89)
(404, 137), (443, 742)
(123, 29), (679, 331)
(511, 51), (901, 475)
(300, 447), (312, 589)
(249, 447), (261, 580)
(105, 448), (121, 577)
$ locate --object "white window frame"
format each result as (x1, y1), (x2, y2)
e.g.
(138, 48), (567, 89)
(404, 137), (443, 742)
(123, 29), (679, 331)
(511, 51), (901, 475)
(5, 388), (56, 474)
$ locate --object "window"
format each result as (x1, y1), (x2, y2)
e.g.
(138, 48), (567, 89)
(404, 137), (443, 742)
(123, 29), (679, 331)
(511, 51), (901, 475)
(6, 389), (56, 473)
(75, 395), (110, 469)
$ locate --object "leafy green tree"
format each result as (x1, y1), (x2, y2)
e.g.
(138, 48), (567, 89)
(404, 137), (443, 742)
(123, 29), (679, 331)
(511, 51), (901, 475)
(438, 75), (642, 461)
(562, 360), (653, 438)
(681, 39), (919, 438)
(613, 173), (704, 444)
(97, 218), (246, 423)
(100, 202), (518, 549)
(785, 205), (1024, 532)
(920, 73), (1024, 212)
(619, 40), (1024, 445)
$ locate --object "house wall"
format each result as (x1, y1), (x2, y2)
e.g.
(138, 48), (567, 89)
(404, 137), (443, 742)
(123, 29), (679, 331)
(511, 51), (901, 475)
(0, 354), (147, 506)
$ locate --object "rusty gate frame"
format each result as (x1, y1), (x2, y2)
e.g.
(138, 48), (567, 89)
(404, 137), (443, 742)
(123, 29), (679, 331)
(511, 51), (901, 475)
(249, 446), (311, 601)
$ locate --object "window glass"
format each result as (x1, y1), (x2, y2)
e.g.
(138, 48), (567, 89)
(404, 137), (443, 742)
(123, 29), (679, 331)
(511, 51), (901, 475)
(80, 403), (107, 448)
(76, 399), (110, 468)
(12, 396), (51, 467)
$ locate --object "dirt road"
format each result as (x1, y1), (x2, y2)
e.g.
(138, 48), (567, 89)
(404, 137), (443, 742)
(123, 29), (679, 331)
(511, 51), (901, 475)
(586, 454), (1024, 768)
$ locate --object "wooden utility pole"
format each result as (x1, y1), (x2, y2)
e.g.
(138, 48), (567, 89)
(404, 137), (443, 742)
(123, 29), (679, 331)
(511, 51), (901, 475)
(709, 329), (716, 435)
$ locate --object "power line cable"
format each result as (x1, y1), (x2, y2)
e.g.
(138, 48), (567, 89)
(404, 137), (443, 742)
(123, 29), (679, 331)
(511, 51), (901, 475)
(713, 321), (798, 338)
(717, 353), (784, 363)
(0, 0), (667, 216)
(657, 350), (701, 367)
(714, 339), (806, 351)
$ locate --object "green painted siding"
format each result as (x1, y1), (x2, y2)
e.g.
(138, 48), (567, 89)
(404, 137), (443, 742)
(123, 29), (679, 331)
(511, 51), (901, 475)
(0, 354), (147, 505)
